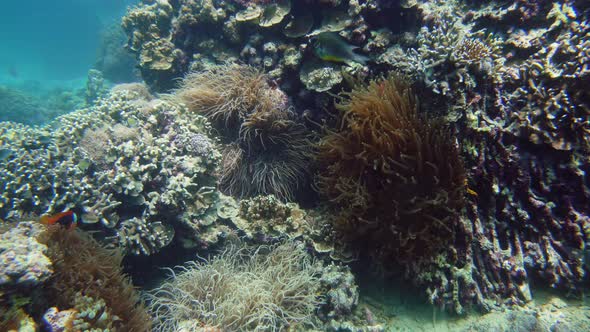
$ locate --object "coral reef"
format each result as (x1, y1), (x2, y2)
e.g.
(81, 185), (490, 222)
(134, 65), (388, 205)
(232, 194), (310, 241)
(148, 241), (321, 331)
(122, 0), (179, 90)
(0, 74), (103, 125)
(369, 0), (590, 313)
(85, 69), (108, 105)
(0, 86), (67, 125)
(1, 0), (588, 326)
(174, 64), (313, 201)
(0, 85), (220, 256)
(122, 0), (377, 95)
(316, 74), (466, 268)
(95, 22), (140, 84)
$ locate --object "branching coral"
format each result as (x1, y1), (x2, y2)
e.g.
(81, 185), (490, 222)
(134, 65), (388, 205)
(175, 64), (313, 201)
(108, 217), (175, 256)
(316, 74), (466, 266)
(147, 241), (320, 332)
(40, 227), (151, 331)
(1, 88), (221, 256)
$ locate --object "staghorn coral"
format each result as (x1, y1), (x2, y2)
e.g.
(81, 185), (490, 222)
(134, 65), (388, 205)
(316, 74), (466, 267)
(40, 227), (151, 332)
(147, 241), (321, 332)
(175, 64), (313, 201)
(453, 38), (493, 64)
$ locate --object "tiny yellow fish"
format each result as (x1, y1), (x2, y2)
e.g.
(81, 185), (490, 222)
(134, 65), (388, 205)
(464, 178), (478, 197)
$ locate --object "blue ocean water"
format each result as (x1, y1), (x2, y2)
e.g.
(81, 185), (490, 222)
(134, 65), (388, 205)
(0, 0), (137, 123)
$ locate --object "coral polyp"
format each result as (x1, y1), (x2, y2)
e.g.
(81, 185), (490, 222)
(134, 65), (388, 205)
(316, 74), (466, 265)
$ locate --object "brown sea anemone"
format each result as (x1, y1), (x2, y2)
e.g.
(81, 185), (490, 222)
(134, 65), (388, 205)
(174, 64), (271, 139)
(40, 228), (151, 331)
(175, 64), (313, 201)
(218, 119), (312, 201)
(316, 74), (466, 266)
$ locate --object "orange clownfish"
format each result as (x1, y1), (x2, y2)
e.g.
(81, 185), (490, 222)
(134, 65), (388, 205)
(40, 211), (78, 230)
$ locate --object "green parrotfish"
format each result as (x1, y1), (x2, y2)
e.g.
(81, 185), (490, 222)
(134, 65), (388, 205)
(312, 32), (369, 65)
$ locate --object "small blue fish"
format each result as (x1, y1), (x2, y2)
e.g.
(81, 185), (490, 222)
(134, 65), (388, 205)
(312, 32), (369, 65)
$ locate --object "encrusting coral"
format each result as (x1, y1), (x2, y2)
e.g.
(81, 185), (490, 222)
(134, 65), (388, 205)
(174, 64), (314, 201)
(316, 74), (466, 267)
